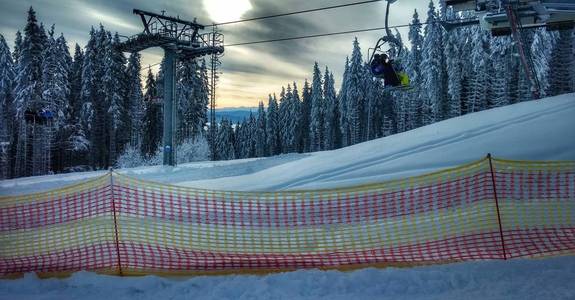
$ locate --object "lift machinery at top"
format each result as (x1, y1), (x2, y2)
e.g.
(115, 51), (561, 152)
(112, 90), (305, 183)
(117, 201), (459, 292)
(444, 0), (575, 99)
(444, 0), (575, 34)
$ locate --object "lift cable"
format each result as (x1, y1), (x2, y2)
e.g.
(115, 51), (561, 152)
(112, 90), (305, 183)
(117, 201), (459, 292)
(225, 25), (400, 47)
(224, 18), (475, 47)
(139, 18), (475, 72)
(139, 21), (419, 72)
(142, 62), (161, 70)
(211, 0), (385, 26)
(139, 62), (162, 78)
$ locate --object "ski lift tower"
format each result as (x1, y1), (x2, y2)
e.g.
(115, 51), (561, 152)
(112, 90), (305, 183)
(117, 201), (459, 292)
(118, 9), (224, 166)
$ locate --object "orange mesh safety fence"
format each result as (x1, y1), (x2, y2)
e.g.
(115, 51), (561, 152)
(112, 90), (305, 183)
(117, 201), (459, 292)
(1, 156), (574, 277)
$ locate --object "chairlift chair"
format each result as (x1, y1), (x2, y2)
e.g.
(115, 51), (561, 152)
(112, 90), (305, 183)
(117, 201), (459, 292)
(368, 0), (411, 90)
(24, 108), (55, 126)
(443, 0), (575, 33)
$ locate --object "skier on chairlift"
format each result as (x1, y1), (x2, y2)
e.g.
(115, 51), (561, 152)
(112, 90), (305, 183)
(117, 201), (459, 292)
(371, 53), (409, 88)
(372, 53), (399, 87)
(24, 108), (54, 126)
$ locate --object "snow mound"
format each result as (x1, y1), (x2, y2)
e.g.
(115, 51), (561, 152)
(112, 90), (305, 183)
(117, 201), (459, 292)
(1, 257), (574, 300)
(1, 93), (574, 195)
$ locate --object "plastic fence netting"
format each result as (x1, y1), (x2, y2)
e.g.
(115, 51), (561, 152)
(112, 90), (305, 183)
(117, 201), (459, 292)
(492, 159), (575, 258)
(1, 157), (574, 277)
(0, 175), (118, 275)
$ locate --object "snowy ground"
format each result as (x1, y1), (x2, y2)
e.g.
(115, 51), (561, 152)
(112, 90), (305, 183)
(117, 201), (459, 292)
(1, 94), (574, 299)
(1, 257), (574, 300)
(1, 93), (574, 196)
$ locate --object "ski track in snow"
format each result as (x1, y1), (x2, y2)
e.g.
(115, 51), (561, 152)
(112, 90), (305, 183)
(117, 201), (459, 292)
(180, 94), (575, 191)
(0, 154), (306, 196)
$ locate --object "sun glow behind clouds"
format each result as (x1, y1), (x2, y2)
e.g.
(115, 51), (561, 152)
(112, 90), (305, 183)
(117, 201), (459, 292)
(203, 0), (253, 23)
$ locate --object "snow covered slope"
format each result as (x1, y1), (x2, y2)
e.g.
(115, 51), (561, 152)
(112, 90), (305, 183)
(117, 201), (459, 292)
(1, 93), (574, 195)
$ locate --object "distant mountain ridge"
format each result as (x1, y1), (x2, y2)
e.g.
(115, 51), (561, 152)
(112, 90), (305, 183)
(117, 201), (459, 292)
(215, 107), (257, 123)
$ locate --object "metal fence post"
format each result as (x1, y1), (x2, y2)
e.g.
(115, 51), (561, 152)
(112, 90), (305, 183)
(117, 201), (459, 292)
(487, 153), (507, 260)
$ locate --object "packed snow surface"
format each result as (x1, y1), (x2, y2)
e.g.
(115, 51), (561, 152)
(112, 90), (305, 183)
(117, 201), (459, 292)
(1, 257), (574, 300)
(2, 93), (574, 196)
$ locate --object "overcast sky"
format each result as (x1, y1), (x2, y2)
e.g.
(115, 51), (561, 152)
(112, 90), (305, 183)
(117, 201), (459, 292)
(0, 0), (432, 108)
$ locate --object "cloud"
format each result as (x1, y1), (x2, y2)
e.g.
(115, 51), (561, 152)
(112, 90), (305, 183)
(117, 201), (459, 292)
(1, 0), (432, 108)
(83, 6), (140, 31)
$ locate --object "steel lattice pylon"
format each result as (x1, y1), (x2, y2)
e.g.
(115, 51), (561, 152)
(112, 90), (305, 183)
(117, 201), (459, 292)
(209, 26), (224, 161)
(118, 9), (224, 166)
